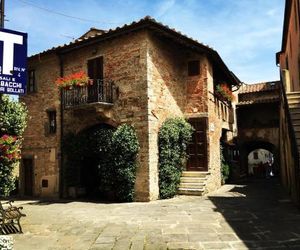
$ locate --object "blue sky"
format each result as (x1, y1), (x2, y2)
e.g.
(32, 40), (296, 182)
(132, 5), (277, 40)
(7, 0), (285, 83)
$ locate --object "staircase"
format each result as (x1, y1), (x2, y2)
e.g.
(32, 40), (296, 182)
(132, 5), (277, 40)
(178, 171), (209, 196)
(287, 92), (300, 151)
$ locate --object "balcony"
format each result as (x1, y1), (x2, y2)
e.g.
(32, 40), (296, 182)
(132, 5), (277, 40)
(62, 79), (116, 109)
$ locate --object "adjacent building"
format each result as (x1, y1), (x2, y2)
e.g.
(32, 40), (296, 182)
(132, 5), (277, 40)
(277, 0), (300, 204)
(20, 17), (239, 201)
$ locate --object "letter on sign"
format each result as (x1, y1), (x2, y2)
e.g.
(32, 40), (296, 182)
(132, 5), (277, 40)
(0, 28), (27, 95)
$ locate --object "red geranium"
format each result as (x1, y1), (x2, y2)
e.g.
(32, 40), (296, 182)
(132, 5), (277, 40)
(216, 83), (235, 102)
(0, 134), (21, 162)
(55, 71), (93, 89)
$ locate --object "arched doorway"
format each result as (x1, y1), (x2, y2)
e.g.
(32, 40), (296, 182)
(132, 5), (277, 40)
(239, 140), (279, 179)
(248, 149), (274, 178)
(79, 123), (115, 198)
(64, 123), (115, 199)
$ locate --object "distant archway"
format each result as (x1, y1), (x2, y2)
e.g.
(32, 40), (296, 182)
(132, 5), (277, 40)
(247, 149), (274, 177)
(239, 140), (279, 179)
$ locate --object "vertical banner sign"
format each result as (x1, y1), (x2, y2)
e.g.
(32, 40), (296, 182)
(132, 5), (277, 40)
(0, 28), (27, 95)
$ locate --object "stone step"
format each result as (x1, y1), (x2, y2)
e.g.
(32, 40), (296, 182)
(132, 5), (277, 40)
(179, 182), (205, 189)
(287, 91), (300, 98)
(290, 109), (300, 117)
(292, 123), (300, 129)
(289, 103), (300, 109)
(291, 115), (300, 122)
(295, 132), (300, 140)
(178, 188), (204, 196)
(287, 94), (300, 99)
(180, 177), (207, 183)
(181, 171), (210, 178)
(289, 107), (300, 113)
(293, 126), (300, 132)
(287, 94), (300, 100)
(288, 101), (300, 106)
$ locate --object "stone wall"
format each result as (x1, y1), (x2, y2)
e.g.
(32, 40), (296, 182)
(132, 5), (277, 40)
(20, 54), (61, 198)
(278, 0), (300, 92)
(205, 59), (222, 192)
(279, 93), (300, 204)
(21, 28), (236, 200)
(61, 31), (151, 201)
(146, 33), (186, 199)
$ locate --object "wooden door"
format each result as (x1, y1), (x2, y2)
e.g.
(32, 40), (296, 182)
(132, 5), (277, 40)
(87, 57), (103, 81)
(187, 118), (208, 171)
(23, 159), (33, 196)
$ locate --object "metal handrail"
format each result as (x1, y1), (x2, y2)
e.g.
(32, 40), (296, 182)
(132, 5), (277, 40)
(62, 79), (115, 108)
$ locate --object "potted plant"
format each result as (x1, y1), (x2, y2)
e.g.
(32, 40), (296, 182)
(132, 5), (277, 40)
(55, 71), (93, 89)
(215, 83), (235, 102)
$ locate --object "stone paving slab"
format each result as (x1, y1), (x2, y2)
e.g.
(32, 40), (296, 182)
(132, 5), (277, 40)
(7, 178), (300, 249)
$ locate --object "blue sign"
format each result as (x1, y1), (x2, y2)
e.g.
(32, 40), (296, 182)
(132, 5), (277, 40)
(0, 28), (27, 95)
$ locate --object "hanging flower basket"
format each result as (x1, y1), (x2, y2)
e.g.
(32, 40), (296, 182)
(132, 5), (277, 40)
(215, 83), (235, 102)
(55, 71), (93, 89)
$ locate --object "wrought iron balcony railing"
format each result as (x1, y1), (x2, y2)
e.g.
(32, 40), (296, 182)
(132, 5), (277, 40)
(62, 79), (115, 108)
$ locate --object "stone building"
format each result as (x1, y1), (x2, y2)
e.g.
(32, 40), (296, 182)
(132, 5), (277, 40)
(277, 0), (300, 205)
(19, 17), (239, 201)
(236, 82), (280, 179)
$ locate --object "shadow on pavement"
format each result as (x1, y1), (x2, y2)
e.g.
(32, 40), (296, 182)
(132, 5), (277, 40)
(208, 178), (300, 249)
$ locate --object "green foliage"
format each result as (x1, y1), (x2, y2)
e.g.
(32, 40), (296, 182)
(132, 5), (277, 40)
(0, 95), (28, 136)
(0, 95), (28, 197)
(111, 124), (139, 201)
(220, 145), (230, 183)
(158, 117), (194, 199)
(63, 124), (139, 202)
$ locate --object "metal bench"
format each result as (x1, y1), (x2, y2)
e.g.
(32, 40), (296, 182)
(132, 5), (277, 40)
(0, 200), (26, 234)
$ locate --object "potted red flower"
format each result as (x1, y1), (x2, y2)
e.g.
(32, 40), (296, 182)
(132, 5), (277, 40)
(215, 83), (235, 102)
(55, 71), (93, 89)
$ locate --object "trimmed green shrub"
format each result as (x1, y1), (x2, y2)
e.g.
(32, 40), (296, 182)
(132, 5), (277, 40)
(111, 124), (139, 201)
(63, 124), (139, 202)
(0, 95), (27, 136)
(158, 117), (194, 199)
(0, 95), (27, 197)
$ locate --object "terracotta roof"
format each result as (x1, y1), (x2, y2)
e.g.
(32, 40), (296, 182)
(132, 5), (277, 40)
(29, 16), (240, 86)
(237, 96), (279, 106)
(78, 28), (106, 39)
(238, 81), (280, 94)
(30, 16), (213, 57)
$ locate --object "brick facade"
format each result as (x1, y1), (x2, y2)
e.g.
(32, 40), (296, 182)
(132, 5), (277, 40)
(20, 18), (238, 201)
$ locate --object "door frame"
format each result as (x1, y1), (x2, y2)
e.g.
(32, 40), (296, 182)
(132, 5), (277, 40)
(187, 117), (208, 171)
(21, 156), (35, 196)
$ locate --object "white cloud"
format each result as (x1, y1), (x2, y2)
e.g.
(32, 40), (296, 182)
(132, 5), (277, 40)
(155, 0), (176, 18)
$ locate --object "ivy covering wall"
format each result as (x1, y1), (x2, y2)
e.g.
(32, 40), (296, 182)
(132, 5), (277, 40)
(63, 124), (139, 202)
(158, 117), (194, 199)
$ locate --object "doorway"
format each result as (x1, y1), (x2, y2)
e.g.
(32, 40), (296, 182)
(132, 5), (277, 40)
(22, 158), (33, 196)
(187, 118), (208, 171)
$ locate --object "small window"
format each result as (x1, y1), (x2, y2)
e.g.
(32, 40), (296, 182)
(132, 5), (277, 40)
(253, 152), (258, 160)
(47, 110), (56, 134)
(42, 179), (48, 188)
(188, 60), (200, 76)
(27, 70), (36, 93)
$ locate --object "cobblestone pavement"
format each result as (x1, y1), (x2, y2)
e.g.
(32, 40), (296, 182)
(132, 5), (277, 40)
(11, 179), (300, 249)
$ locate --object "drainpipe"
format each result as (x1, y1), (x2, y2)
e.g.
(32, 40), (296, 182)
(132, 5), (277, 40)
(58, 53), (64, 198)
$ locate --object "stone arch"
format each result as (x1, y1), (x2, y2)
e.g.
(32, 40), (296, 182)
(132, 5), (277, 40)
(64, 122), (116, 199)
(238, 140), (279, 178)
